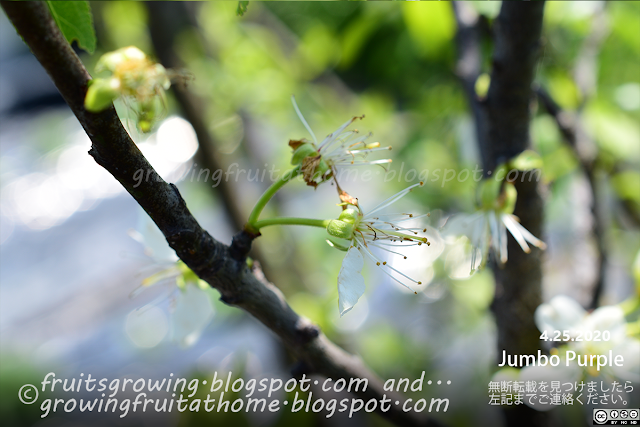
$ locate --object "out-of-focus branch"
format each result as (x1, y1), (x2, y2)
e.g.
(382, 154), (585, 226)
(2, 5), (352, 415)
(536, 4), (617, 310)
(536, 86), (607, 309)
(1, 3), (443, 426)
(452, 2), (490, 173)
(145, 2), (245, 233)
(455, 2), (551, 427)
(574, 3), (609, 111)
(144, 0), (311, 305)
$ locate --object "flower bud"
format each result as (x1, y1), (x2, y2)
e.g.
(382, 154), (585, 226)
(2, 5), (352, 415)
(478, 178), (501, 210)
(327, 219), (355, 240)
(84, 77), (121, 113)
(96, 46), (147, 73)
(338, 207), (360, 224)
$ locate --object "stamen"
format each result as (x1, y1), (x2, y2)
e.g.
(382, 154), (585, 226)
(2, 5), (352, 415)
(354, 238), (417, 292)
(291, 96), (317, 145)
(365, 183), (423, 217)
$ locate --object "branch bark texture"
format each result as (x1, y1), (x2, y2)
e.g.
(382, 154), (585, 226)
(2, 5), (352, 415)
(1, 2), (442, 426)
(454, 2), (550, 427)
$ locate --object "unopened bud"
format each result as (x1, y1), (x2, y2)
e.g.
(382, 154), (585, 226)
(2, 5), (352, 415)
(327, 219), (355, 240)
(84, 77), (121, 112)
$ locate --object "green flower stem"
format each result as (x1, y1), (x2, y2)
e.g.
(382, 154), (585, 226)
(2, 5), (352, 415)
(253, 217), (331, 230)
(246, 166), (301, 228)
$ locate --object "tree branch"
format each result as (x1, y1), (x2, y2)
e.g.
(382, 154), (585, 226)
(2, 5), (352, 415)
(145, 3), (246, 232)
(1, 2), (442, 426)
(536, 86), (607, 309)
(452, 1), (490, 174)
(144, 1), (278, 276)
(455, 3), (551, 426)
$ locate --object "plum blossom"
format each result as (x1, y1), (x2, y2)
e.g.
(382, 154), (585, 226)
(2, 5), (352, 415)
(443, 181), (546, 274)
(129, 214), (214, 347)
(533, 295), (639, 382)
(327, 182), (443, 315)
(289, 96), (392, 186)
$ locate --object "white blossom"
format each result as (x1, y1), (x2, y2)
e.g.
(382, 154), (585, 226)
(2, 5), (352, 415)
(129, 213), (214, 347)
(442, 182), (546, 274)
(329, 182), (443, 316)
(534, 295), (638, 381)
(290, 97), (392, 185)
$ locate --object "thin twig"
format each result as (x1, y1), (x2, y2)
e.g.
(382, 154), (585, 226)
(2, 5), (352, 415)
(536, 86), (606, 310)
(452, 1), (490, 175)
(536, 4), (611, 309)
(0, 2), (442, 426)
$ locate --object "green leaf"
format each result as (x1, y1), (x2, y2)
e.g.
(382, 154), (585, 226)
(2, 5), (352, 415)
(510, 150), (543, 171)
(46, 1), (96, 54)
(236, 1), (249, 17)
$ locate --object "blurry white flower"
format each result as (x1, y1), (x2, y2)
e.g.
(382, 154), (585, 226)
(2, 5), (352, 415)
(443, 182), (545, 274)
(129, 213), (214, 347)
(534, 295), (638, 381)
(327, 182), (443, 315)
(289, 96), (392, 186)
(492, 296), (638, 413)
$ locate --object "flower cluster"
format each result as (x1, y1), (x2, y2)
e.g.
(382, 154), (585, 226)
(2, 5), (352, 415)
(84, 46), (173, 132)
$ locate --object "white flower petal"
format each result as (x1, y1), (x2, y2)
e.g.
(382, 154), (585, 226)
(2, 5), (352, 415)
(611, 338), (640, 383)
(338, 246), (366, 317)
(580, 305), (627, 350)
(507, 215), (546, 250)
(171, 285), (215, 347)
(534, 295), (586, 335)
(488, 211), (503, 263)
(501, 214), (532, 253)
(136, 211), (178, 263)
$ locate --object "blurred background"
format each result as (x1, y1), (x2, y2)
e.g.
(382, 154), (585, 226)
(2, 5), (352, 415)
(1, 2), (638, 426)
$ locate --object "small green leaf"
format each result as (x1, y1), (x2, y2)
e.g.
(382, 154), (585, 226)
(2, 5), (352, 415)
(474, 73), (491, 99)
(46, 1), (96, 54)
(237, 1), (249, 17)
(510, 150), (543, 171)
